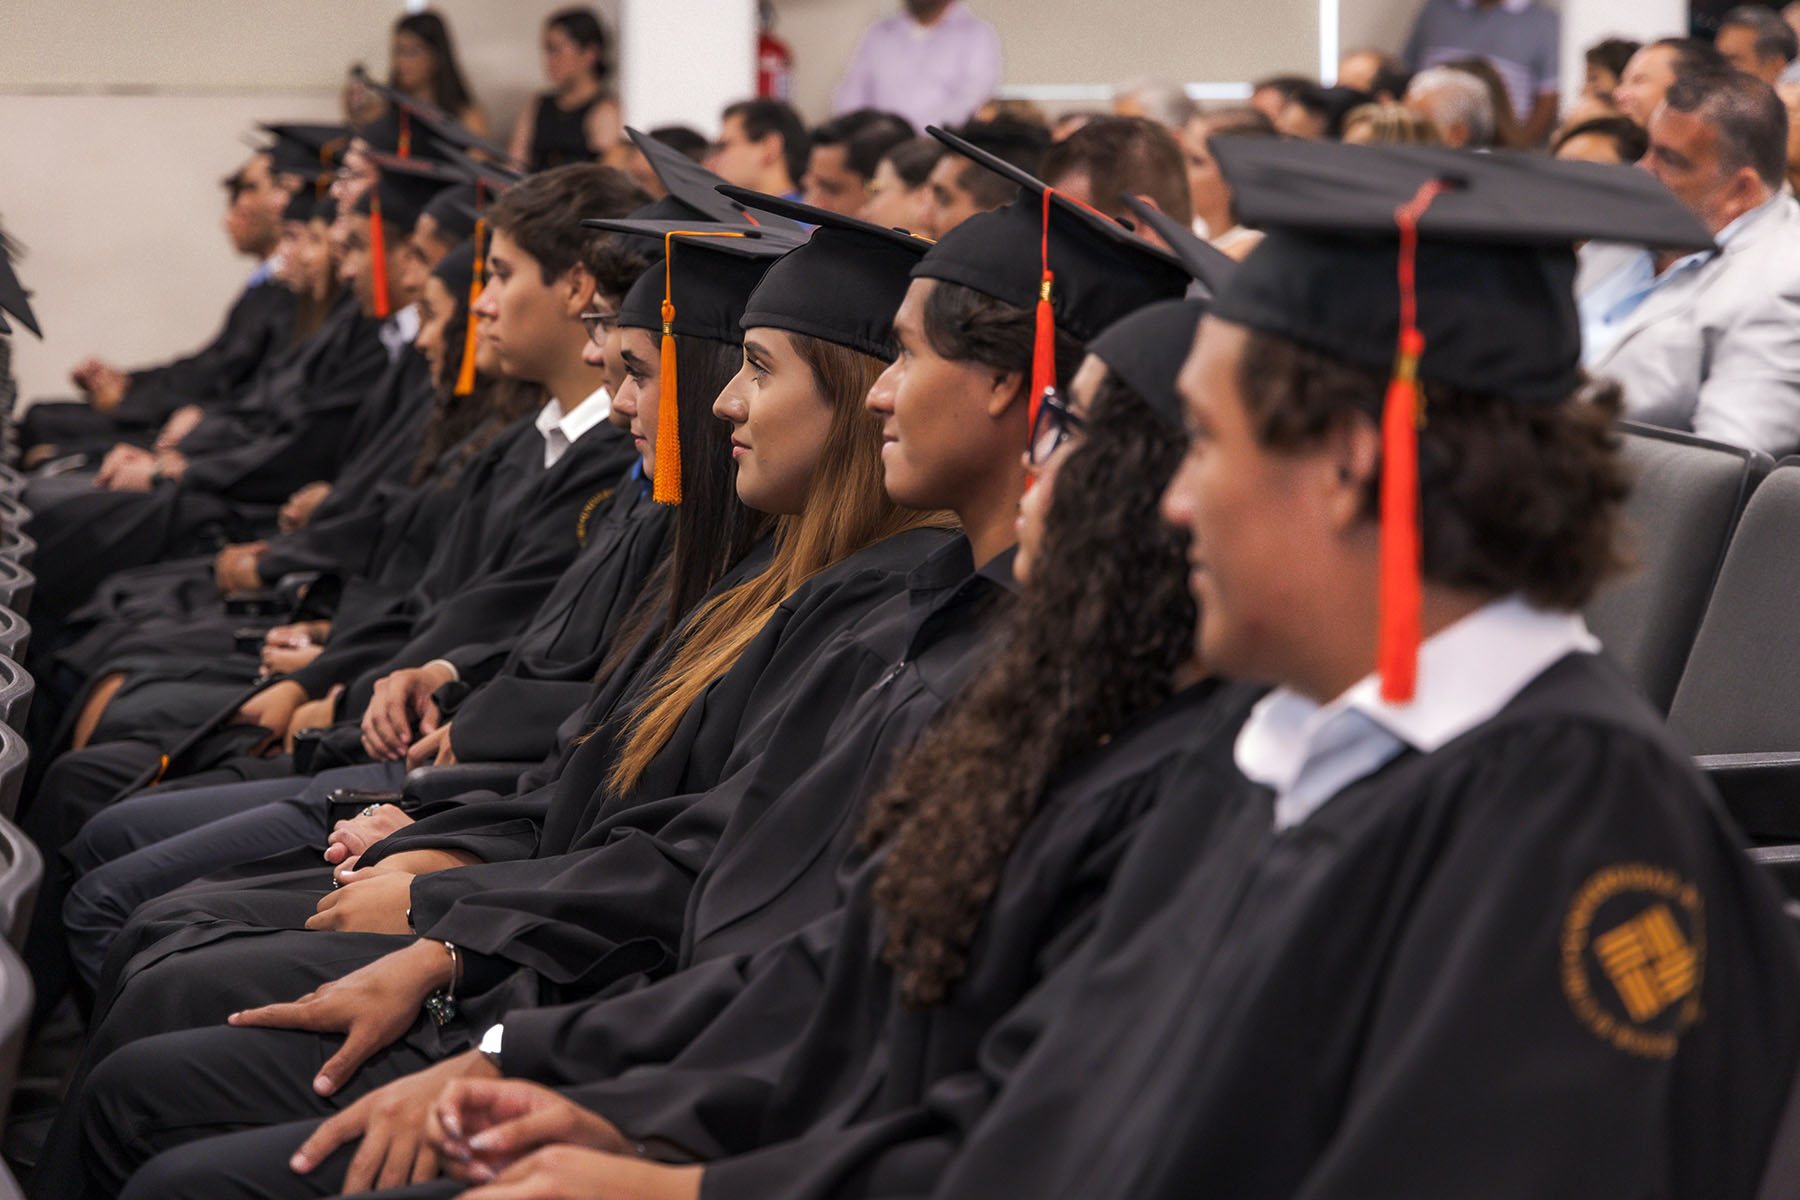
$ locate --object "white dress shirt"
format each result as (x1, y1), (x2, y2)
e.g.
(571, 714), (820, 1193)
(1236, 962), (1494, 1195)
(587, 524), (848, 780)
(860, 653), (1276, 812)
(535, 385), (611, 469)
(1234, 596), (1600, 831)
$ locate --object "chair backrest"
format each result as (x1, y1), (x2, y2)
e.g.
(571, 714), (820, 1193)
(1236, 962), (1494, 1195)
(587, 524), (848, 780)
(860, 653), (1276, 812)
(0, 657), (34, 737)
(0, 605), (31, 664)
(0, 464), (25, 501)
(0, 722), (27, 827)
(1585, 424), (1770, 713)
(1670, 463), (1800, 752)
(0, 558), (35, 620)
(0, 814), (36, 953)
(0, 939), (30, 1132)
(0, 526), (34, 573)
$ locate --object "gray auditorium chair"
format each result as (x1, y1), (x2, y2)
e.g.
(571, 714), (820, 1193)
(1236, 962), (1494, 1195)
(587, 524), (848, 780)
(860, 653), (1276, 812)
(0, 527), (33, 573)
(0, 559), (33, 620)
(0, 463), (25, 500)
(0, 658), (32, 736)
(0, 722), (26, 827)
(0, 816), (38, 950)
(1666, 464), (1800, 841)
(1584, 423), (1770, 713)
(0, 939), (30, 1135)
(0, 606), (29, 664)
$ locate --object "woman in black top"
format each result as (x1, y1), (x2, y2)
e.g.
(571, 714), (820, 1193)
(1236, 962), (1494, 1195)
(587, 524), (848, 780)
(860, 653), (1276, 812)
(508, 8), (623, 172)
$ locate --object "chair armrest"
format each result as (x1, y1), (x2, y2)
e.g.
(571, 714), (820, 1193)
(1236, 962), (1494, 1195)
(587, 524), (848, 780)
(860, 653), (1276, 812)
(1697, 752), (1800, 841)
(402, 762), (531, 807)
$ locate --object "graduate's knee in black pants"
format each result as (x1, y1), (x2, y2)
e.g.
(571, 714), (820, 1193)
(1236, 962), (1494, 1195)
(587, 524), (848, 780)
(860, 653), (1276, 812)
(120, 1120), (360, 1200)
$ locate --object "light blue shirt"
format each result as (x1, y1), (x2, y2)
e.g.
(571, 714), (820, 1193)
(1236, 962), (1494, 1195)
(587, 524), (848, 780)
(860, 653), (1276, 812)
(1579, 202), (1763, 367)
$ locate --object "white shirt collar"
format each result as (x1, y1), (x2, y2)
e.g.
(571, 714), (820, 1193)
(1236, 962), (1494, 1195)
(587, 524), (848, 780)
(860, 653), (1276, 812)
(379, 304), (421, 362)
(1235, 595), (1600, 831)
(535, 385), (612, 468)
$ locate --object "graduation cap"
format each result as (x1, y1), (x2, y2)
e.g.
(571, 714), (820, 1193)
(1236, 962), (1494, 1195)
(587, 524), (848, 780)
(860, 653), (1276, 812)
(259, 122), (350, 184)
(349, 66), (511, 163)
(917, 124), (1192, 431)
(432, 238), (478, 305)
(623, 127), (802, 230)
(353, 153), (460, 319)
(282, 187), (325, 225)
(718, 186), (934, 361)
(1120, 195), (1238, 300)
(1204, 136), (1713, 703)
(583, 218), (803, 503)
(0, 243), (40, 339)
(422, 184), (480, 245)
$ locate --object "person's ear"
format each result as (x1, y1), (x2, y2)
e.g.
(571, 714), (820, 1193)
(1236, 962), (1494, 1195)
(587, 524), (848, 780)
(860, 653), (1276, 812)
(1323, 410), (1380, 532)
(986, 367), (1027, 419)
(561, 265), (598, 318)
(1127, 193), (1174, 252)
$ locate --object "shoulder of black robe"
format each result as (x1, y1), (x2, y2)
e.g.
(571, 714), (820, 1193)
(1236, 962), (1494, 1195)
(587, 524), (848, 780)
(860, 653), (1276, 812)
(118, 277), (300, 426)
(928, 650), (1800, 1200)
(398, 537), (1014, 1008)
(496, 679), (1256, 1184)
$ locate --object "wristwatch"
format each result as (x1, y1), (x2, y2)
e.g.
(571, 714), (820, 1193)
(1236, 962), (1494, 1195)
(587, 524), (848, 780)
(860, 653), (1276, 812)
(478, 1022), (504, 1069)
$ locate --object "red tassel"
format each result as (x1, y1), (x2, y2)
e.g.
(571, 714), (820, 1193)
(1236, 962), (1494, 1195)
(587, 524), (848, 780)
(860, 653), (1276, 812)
(398, 108), (412, 158)
(369, 189), (391, 319)
(1377, 179), (1451, 703)
(454, 214), (485, 396)
(1029, 187), (1057, 432)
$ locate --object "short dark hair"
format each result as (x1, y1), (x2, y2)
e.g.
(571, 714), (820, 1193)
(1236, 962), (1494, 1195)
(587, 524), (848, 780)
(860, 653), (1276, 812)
(722, 98), (810, 184)
(1553, 115), (1650, 162)
(945, 118), (1051, 209)
(921, 279), (1085, 400)
(1041, 115), (1192, 226)
(648, 125), (709, 161)
(1238, 329), (1629, 610)
(545, 7), (615, 84)
(1585, 36), (1642, 80)
(1720, 5), (1800, 64)
(1251, 75), (1315, 105)
(583, 238), (656, 303)
(487, 163), (650, 282)
(883, 136), (945, 188)
(1290, 83), (1376, 138)
(1652, 36), (1731, 82)
(812, 109), (916, 181)
(1664, 69), (1788, 188)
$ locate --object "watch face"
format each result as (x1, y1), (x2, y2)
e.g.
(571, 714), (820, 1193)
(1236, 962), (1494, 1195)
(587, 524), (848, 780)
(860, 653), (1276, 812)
(480, 1023), (504, 1055)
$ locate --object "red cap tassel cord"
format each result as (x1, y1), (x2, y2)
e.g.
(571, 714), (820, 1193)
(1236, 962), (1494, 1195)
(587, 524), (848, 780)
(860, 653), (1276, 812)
(652, 230), (750, 505)
(1378, 179), (1452, 704)
(1030, 186), (1057, 433)
(369, 189), (391, 320)
(454, 214), (486, 397)
(398, 108), (412, 158)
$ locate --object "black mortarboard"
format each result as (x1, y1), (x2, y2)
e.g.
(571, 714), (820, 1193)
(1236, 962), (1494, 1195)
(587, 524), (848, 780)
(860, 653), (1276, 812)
(351, 154), (458, 319)
(260, 122), (351, 181)
(438, 142), (525, 193)
(422, 184), (480, 245)
(1205, 137), (1713, 704)
(583, 219), (801, 503)
(349, 66), (511, 164)
(0, 244), (39, 339)
(719, 187), (934, 361)
(1087, 300), (1206, 431)
(283, 188), (322, 224)
(431, 239), (477, 311)
(623, 127), (801, 230)
(1120, 195), (1238, 300)
(916, 125), (1191, 424)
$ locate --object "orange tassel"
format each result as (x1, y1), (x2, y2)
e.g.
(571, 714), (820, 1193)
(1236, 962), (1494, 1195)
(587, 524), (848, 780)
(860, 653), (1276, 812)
(398, 108), (412, 158)
(1377, 178), (1451, 703)
(454, 214), (485, 396)
(1029, 187), (1057, 432)
(648, 230), (752, 505)
(369, 189), (391, 319)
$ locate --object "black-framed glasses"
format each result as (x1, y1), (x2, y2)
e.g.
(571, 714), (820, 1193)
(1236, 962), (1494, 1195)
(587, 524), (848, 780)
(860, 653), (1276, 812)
(580, 310), (619, 344)
(1029, 389), (1086, 466)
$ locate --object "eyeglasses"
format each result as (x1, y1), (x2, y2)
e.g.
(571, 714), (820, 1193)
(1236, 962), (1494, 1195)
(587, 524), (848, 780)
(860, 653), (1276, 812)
(579, 310), (618, 344)
(1028, 389), (1086, 466)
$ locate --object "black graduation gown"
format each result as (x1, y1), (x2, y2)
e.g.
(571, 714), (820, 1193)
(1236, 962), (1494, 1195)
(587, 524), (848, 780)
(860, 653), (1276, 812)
(24, 295), (390, 619)
(920, 651), (1800, 1200)
(17, 276), (297, 450)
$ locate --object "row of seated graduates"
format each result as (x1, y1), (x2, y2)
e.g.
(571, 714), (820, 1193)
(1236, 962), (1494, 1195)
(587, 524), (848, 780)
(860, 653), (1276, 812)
(14, 116), (1800, 1200)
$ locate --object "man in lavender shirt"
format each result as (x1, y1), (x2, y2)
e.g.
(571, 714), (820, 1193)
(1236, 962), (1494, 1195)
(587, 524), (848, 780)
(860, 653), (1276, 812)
(833, 0), (1003, 133)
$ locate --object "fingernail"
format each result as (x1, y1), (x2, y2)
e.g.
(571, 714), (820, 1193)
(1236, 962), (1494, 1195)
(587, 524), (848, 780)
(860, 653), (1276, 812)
(469, 1132), (496, 1152)
(290, 1154), (310, 1172)
(442, 1110), (462, 1138)
(313, 1074), (332, 1094)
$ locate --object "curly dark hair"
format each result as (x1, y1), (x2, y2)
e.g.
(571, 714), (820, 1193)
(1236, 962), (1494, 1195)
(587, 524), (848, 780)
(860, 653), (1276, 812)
(1238, 329), (1629, 610)
(861, 368), (1195, 1009)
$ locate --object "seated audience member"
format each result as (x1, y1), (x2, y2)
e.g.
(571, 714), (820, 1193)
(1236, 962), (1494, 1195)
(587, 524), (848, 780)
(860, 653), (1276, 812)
(1182, 106), (1275, 256)
(1584, 35), (1640, 106)
(1339, 100), (1443, 146)
(1111, 78), (1198, 132)
(1038, 116), (1191, 235)
(928, 136), (1800, 1200)
(831, 0), (1001, 132)
(1247, 74), (1312, 124)
(706, 98), (809, 199)
(1336, 48), (1411, 100)
(1050, 109), (1104, 141)
(1445, 56), (1529, 147)
(1781, 80), (1800, 192)
(857, 135), (943, 232)
(916, 118), (1049, 238)
(1614, 37), (1729, 127)
(1405, 65), (1497, 148)
(508, 7), (622, 171)
(1553, 114), (1648, 164)
(1403, 0), (1559, 142)
(971, 97), (1050, 130)
(1274, 83), (1371, 139)
(26, 148), (297, 461)
(1716, 4), (1799, 88)
(384, 9), (487, 138)
(108, 207), (1248, 1200)
(800, 108), (915, 217)
(1580, 70), (1800, 455)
